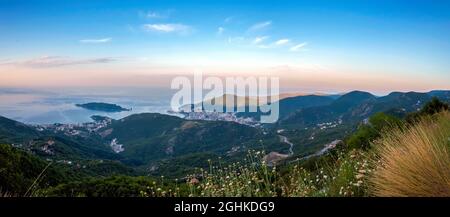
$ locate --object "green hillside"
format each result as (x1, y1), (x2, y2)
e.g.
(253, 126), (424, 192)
(100, 113), (285, 175)
(1, 91), (449, 197)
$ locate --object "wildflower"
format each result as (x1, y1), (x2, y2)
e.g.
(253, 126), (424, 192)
(189, 178), (200, 185)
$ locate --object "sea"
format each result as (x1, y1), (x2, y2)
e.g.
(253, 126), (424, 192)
(0, 87), (178, 124)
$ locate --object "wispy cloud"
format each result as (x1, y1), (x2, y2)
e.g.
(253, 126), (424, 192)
(248, 21), (272, 32)
(142, 23), (192, 34)
(274, 39), (290, 46)
(269, 63), (328, 73)
(217, 27), (225, 35)
(8, 56), (116, 68)
(254, 38), (290, 49)
(0, 59), (11, 65)
(145, 11), (163, 18)
(139, 9), (174, 19)
(224, 16), (234, 23)
(252, 36), (269, 44)
(290, 42), (308, 52)
(79, 38), (112, 44)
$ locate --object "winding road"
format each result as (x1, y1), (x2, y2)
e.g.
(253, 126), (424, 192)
(277, 132), (341, 163)
(279, 135), (294, 156)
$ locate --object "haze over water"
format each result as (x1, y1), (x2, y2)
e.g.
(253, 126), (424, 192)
(0, 87), (175, 124)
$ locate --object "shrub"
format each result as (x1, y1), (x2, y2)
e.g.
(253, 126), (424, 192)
(370, 111), (450, 197)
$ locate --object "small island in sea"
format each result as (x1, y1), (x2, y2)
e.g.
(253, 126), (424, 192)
(76, 102), (131, 112)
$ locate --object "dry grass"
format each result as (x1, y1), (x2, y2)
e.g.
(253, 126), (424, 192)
(370, 111), (450, 197)
(0, 190), (12, 197)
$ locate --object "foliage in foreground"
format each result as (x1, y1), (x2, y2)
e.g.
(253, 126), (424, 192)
(0, 144), (65, 195)
(45, 176), (189, 197)
(371, 111), (450, 196)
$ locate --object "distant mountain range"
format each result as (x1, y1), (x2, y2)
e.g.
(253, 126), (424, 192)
(179, 92), (336, 111)
(182, 90), (450, 124)
(277, 90), (449, 128)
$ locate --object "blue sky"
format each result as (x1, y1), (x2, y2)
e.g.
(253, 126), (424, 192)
(0, 0), (449, 93)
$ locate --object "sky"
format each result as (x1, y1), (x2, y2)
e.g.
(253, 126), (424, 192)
(0, 0), (449, 94)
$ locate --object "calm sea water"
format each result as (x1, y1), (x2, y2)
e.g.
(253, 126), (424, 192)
(0, 87), (177, 124)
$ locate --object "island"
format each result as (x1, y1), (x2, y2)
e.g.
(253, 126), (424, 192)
(76, 102), (131, 112)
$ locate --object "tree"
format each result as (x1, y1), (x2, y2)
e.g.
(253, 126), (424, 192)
(346, 113), (402, 150)
(406, 97), (449, 123)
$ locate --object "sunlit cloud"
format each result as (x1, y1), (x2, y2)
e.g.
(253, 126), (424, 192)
(275, 39), (290, 46)
(248, 21), (272, 32)
(255, 38), (290, 49)
(142, 23), (192, 34)
(252, 36), (269, 44)
(79, 38), (112, 44)
(290, 42), (308, 52)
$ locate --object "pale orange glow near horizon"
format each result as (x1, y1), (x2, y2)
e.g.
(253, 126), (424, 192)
(1, 62), (449, 95)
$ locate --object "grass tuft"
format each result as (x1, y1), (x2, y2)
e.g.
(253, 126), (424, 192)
(370, 111), (450, 197)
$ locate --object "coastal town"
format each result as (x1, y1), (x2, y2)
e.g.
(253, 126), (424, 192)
(33, 115), (113, 136)
(180, 111), (260, 127)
